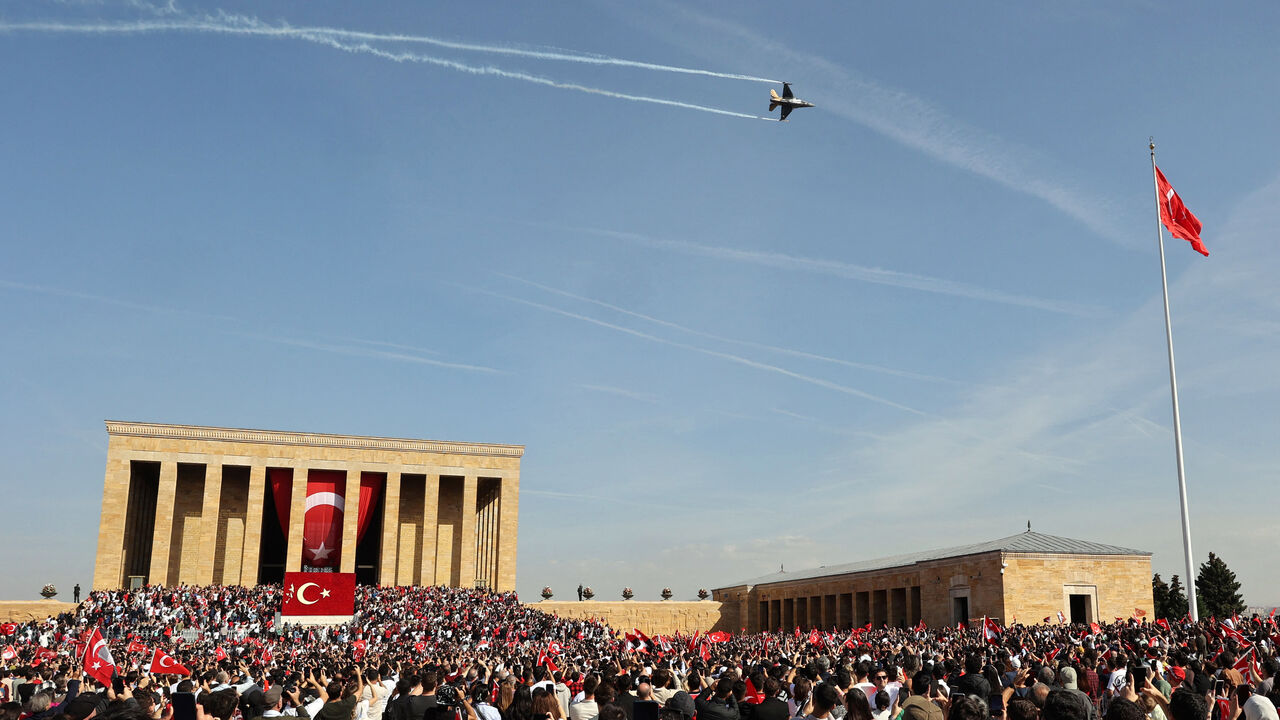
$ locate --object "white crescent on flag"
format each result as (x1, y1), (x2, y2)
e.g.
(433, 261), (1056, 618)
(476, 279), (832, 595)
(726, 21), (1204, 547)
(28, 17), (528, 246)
(297, 582), (321, 605)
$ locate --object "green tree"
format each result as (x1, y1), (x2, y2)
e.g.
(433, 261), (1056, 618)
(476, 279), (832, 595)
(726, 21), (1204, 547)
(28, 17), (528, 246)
(1168, 575), (1189, 619)
(1152, 573), (1172, 619)
(1195, 552), (1246, 619)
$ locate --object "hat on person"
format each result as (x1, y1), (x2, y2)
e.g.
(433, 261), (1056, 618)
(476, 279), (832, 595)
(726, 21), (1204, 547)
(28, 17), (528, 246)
(263, 686), (284, 707)
(62, 695), (102, 720)
(1059, 667), (1078, 690)
(665, 691), (695, 720)
(1167, 667), (1186, 683)
(1242, 696), (1280, 720)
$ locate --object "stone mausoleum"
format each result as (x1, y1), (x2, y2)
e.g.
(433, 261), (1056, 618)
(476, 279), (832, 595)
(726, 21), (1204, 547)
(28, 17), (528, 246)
(93, 421), (521, 591)
(712, 531), (1153, 632)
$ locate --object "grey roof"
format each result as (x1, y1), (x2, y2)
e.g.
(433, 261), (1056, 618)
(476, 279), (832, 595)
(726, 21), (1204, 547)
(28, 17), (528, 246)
(715, 531), (1150, 590)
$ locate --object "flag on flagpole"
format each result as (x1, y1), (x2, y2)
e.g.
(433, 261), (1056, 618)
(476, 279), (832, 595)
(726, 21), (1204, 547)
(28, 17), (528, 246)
(1155, 166), (1207, 256)
(81, 627), (116, 687)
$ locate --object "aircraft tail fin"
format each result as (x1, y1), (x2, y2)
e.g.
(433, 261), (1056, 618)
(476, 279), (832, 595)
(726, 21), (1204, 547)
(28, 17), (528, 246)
(770, 89), (780, 100)
(769, 101), (779, 112)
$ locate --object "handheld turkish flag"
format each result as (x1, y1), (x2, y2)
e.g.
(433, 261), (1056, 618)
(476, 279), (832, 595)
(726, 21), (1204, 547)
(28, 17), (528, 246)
(352, 639), (367, 661)
(1155, 166), (1207, 256)
(537, 650), (559, 673)
(81, 627), (116, 688)
(699, 640), (710, 662)
(1089, 622), (1102, 635)
(281, 572), (356, 621)
(0, 623), (16, 635)
(547, 641), (563, 655)
(706, 631), (731, 643)
(915, 619), (926, 632)
(808, 629), (822, 647)
(127, 640), (148, 654)
(1155, 618), (1170, 631)
(414, 641), (426, 654)
(150, 648), (191, 676)
(1057, 611), (1066, 624)
(260, 646), (273, 665)
(982, 617), (1001, 644)
(215, 646), (227, 661)
(1, 645), (15, 661)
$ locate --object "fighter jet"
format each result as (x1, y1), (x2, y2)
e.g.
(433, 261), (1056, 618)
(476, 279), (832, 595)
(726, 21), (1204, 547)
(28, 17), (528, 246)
(768, 82), (814, 121)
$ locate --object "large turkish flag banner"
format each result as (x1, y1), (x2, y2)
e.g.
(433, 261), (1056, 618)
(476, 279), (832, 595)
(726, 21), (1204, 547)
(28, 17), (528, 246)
(281, 572), (356, 618)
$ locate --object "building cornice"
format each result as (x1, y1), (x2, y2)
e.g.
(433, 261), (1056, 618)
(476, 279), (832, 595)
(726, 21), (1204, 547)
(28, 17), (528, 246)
(105, 421), (524, 458)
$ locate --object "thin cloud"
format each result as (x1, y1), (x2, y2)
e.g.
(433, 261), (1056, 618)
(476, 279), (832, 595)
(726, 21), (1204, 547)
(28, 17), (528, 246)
(476, 288), (926, 415)
(0, 278), (237, 321)
(499, 273), (965, 384)
(238, 333), (507, 375)
(567, 227), (1106, 317)
(579, 383), (660, 404)
(523, 489), (610, 502)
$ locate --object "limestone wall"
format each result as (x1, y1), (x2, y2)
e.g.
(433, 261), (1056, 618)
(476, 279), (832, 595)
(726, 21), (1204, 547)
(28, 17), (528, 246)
(530, 601), (730, 635)
(0, 600), (78, 623)
(1001, 553), (1152, 623)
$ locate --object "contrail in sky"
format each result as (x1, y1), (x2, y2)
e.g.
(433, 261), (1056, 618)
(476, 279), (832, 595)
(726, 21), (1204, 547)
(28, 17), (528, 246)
(576, 227), (1106, 317)
(478, 288), (927, 416)
(213, 15), (782, 83)
(0, 15), (776, 120)
(498, 273), (964, 385)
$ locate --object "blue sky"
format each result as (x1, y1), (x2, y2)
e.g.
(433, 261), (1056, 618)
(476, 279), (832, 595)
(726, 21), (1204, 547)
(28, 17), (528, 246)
(3, 1), (1279, 606)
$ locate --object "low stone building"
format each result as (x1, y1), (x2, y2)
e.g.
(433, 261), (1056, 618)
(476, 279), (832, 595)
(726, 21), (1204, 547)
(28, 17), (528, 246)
(713, 531), (1152, 632)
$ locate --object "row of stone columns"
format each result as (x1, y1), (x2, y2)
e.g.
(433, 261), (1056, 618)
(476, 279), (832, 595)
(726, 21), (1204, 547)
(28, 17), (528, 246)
(759, 585), (923, 632)
(128, 460), (513, 590)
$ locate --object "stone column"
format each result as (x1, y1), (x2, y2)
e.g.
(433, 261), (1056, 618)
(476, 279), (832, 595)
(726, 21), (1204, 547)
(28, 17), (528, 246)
(197, 463), (223, 585)
(240, 465), (267, 586)
(339, 468), (363, 574)
(419, 474), (439, 585)
(496, 473), (519, 592)
(285, 468), (308, 573)
(148, 461), (179, 586)
(379, 470), (401, 586)
(92, 451), (131, 590)
(459, 476), (478, 588)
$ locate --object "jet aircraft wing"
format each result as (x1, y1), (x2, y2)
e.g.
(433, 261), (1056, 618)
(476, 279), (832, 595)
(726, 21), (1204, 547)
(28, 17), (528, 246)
(782, 82), (794, 99)
(779, 105), (793, 121)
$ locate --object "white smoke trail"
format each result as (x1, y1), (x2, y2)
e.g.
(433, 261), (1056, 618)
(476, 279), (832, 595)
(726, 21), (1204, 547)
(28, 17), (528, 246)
(217, 14), (782, 83)
(0, 17), (777, 120)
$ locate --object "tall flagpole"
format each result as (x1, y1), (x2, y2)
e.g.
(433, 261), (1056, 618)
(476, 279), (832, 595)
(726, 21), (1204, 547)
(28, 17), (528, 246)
(1150, 139), (1199, 622)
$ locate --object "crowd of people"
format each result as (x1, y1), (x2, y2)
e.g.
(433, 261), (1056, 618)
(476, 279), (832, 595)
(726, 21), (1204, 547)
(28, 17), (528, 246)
(2, 583), (1277, 720)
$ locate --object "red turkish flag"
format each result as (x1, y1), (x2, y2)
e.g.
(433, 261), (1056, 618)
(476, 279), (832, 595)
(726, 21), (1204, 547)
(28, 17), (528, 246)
(1, 645), (15, 661)
(537, 650), (559, 673)
(983, 617), (1002, 643)
(1089, 622), (1102, 635)
(281, 572), (356, 617)
(352, 639), (367, 660)
(150, 648), (191, 676)
(414, 641), (426, 654)
(81, 627), (116, 687)
(127, 640), (148, 654)
(706, 631), (731, 644)
(0, 624), (16, 636)
(699, 640), (710, 662)
(215, 646), (227, 661)
(1155, 166), (1207, 256)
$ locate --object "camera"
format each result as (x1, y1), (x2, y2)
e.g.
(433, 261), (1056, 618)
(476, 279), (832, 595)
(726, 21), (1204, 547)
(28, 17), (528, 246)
(435, 684), (462, 708)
